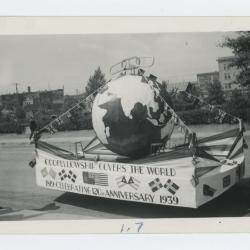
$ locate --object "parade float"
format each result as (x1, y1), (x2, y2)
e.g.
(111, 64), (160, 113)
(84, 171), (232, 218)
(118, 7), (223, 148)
(30, 56), (248, 208)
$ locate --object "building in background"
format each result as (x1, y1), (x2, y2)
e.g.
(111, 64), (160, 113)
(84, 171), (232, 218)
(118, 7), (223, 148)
(0, 86), (64, 119)
(217, 56), (241, 98)
(39, 89), (64, 110)
(0, 93), (20, 110)
(217, 56), (250, 99)
(196, 71), (219, 97)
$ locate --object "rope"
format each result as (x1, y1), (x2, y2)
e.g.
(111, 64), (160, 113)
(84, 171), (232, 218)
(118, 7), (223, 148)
(37, 79), (110, 137)
(138, 68), (196, 147)
(182, 87), (242, 126)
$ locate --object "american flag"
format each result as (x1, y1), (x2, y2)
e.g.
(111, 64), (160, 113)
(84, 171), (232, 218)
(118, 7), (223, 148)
(82, 171), (108, 186)
(58, 169), (68, 181)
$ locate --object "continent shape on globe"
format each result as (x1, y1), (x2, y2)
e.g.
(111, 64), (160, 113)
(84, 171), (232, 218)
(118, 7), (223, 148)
(92, 75), (174, 158)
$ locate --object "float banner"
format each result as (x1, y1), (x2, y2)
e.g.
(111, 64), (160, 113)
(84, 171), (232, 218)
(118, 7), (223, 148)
(35, 146), (242, 208)
(35, 125), (245, 208)
(35, 148), (197, 208)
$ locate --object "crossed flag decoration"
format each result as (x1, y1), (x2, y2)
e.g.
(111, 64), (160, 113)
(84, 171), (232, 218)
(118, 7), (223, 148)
(138, 68), (240, 128)
(148, 178), (180, 195)
(164, 179), (180, 195)
(148, 178), (163, 192)
(58, 169), (77, 183)
(183, 82), (239, 124)
(139, 69), (195, 146)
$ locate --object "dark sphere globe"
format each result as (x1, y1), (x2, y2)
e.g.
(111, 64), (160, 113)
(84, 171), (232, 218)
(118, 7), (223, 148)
(92, 75), (174, 158)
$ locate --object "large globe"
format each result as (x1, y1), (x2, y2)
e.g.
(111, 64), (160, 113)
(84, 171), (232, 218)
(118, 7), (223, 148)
(92, 74), (174, 158)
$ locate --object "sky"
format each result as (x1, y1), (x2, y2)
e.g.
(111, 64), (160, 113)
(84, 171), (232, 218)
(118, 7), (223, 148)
(0, 32), (236, 95)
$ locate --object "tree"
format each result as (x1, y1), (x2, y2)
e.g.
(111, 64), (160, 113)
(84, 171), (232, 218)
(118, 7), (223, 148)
(85, 67), (106, 96)
(221, 31), (250, 86)
(63, 95), (79, 112)
(224, 89), (249, 121)
(15, 106), (26, 119)
(229, 89), (247, 109)
(206, 80), (225, 105)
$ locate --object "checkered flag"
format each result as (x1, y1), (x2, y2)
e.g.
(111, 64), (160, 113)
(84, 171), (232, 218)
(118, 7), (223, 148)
(164, 179), (179, 195)
(58, 169), (68, 181)
(148, 178), (163, 192)
(68, 170), (77, 183)
(58, 169), (77, 183)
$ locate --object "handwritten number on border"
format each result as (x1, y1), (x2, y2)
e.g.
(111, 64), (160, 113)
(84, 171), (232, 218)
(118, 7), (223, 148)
(120, 222), (144, 233)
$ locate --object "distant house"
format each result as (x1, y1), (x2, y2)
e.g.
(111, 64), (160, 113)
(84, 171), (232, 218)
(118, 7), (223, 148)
(23, 96), (34, 106)
(0, 86), (65, 123)
(217, 56), (250, 99)
(196, 71), (219, 98)
(217, 56), (240, 96)
(39, 88), (64, 109)
(0, 86), (64, 110)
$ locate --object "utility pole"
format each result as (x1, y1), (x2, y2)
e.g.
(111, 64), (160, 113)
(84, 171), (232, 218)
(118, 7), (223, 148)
(13, 83), (20, 94)
(12, 82), (21, 107)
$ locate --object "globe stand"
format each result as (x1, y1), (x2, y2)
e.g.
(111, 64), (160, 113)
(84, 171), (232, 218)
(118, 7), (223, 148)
(110, 56), (154, 76)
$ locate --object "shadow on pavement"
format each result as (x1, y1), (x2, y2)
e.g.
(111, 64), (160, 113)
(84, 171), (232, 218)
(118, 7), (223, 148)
(0, 214), (25, 221)
(0, 208), (47, 221)
(34, 202), (60, 211)
(55, 185), (250, 218)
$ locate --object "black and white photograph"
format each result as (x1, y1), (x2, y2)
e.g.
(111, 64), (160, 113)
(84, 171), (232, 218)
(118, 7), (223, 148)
(0, 24), (250, 226)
